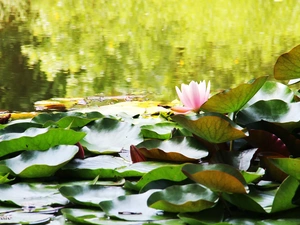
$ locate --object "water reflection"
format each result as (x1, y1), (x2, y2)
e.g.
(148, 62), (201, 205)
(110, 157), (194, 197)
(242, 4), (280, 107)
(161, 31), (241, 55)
(1, 0), (300, 111)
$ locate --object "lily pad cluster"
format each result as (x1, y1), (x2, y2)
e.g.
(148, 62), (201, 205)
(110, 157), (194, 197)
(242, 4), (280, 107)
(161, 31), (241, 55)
(0, 46), (300, 224)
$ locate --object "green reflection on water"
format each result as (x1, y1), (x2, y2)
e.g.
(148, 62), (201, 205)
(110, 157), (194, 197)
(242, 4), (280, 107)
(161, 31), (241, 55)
(1, 0), (300, 111)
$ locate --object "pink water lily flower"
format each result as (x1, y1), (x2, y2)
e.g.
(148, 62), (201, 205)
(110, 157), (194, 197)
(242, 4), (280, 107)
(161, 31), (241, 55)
(172, 80), (210, 114)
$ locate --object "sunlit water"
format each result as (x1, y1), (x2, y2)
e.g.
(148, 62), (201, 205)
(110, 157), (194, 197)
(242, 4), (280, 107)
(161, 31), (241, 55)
(1, 0), (300, 111)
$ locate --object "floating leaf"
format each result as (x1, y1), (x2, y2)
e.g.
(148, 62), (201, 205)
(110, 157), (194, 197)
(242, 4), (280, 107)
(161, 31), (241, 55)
(100, 190), (170, 221)
(173, 113), (247, 143)
(32, 111), (104, 128)
(268, 158), (300, 180)
(209, 148), (258, 171)
(0, 127), (85, 158)
(61, 208), (179, 225)
(0, 173), (14, 184)
(271, 176), (299, 213)
(241, 168), (265, 184)
(223, 176), (299, 213)
(222, 185), (273, 213)
(0, 145), (79, 178)
(116, 161), (178, 177)
(201, 76), (268, 113)
(0, 183), (67, 207)
(0, 212), (53, 224)
(59, 185), (129, 207)
(178, 202), (224, 225)
(246, 81), (295, 107)
(237, 100), (300, 125)
(127, 164), (187, 192)
(141, 122), (175, 139)
(182, 164), (248, 194)
(147, 183), (219, 213)
(136, 137), (208, 162)
(80, 118), (143, 154)
(274, 44), (300, 80)
(59, 155), (129, 179)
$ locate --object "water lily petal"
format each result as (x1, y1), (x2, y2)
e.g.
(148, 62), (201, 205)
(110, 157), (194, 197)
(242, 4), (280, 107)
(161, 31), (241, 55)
(189, 81), (201, 109)
(171, 106), (193, 114)
(173, 80), (210, 114)
(180, 83), (194, 108)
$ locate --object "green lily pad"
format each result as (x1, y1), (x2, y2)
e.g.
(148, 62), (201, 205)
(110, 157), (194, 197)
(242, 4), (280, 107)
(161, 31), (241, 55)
(136, 137), (208, 162)
(116, 161), (178, 177)
(0, 183), (68, 207)
(59, 185), (129, 208)
(173, 113), (247, 143)
(268, 158), (300, 180)
(127, 164), (187, 192)
(147, 183), (219, 212)
(0, 122), (43, 135)
(182, 164), (249, 194)
(0, 212), (53, 224)
(59, 155), (129, 179)
(241, 168), (265, 184)
(274, 44), (300, 80)
(80, 118), (143, 154)
(178, 202), (224, 225)
(0, 127), (85, 158)
(246, 81), (295, 107)
(0, 145), (79, 178)
(141, 122), (176, 140)
(61, 208), (178, 225)
(237, 100), (300, 125)
(223, 176), (299, 213)
(201, 76), (268, 113)
(100, 190), (171, 221)
(32, 111), (105, 128)
(0, 173), (14, 184)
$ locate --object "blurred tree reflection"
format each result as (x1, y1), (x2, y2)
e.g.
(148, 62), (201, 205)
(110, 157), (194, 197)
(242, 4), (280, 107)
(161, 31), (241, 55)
(2, 0), (300, 111)
(0, 0), (67, 111)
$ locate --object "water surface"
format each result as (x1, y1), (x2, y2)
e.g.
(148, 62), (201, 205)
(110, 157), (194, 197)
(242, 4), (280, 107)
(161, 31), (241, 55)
(1, 0), (300, 111)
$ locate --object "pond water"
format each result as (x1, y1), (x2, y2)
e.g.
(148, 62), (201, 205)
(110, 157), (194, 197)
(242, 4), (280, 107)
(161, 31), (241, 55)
(1, 0), (300, 111)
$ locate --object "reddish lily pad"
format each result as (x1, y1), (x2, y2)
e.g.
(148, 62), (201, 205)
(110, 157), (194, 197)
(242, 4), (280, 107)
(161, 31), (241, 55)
(136, 137), (208, 162)
(182, 164), (249, 194)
